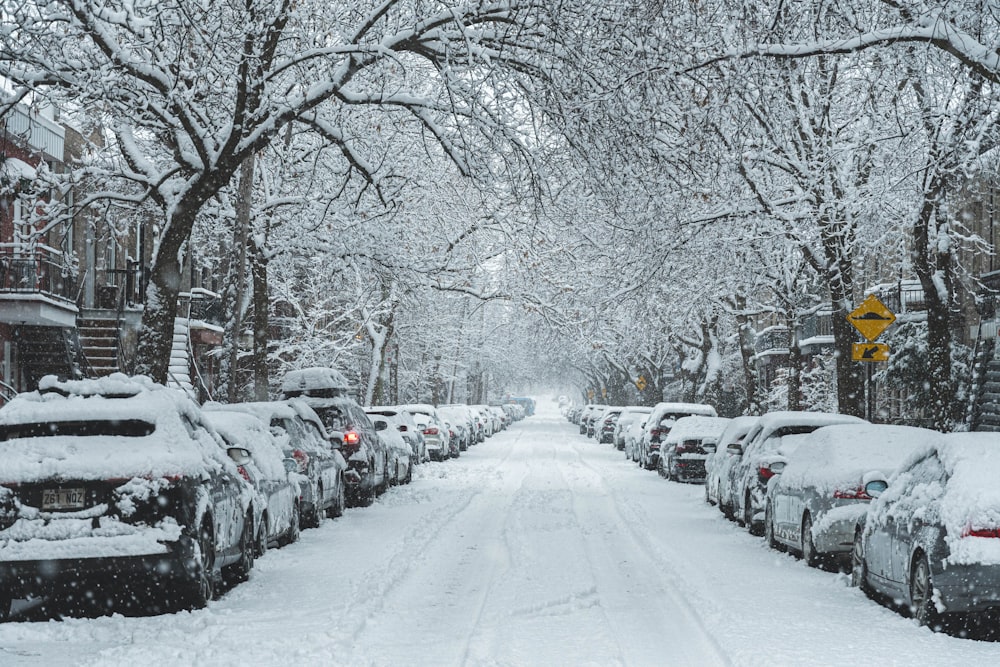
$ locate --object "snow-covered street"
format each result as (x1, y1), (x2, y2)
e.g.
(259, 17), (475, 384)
(1, 403), (997, 666)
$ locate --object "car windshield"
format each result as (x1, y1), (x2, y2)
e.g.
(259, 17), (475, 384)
(0, 420), (156, 440)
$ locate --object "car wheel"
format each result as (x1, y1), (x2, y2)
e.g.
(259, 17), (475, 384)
(851, 528), (871, 595)
(910, 553), (943, 630)
(256, 512), (269, 558)
(223, 514), (254, 585)
(328, 479), (345, 518)
(765, 503), (781, 551)
(180, 519), (215, 610)
(738, 491), (749, 527)
(801, 514), (818, 567)
(279, 503), (300, 547)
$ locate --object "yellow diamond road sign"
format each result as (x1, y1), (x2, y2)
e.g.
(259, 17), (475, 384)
(635, 375), (647, 391)
(847, 294), (896, 342)
(852, 342), (890, 362)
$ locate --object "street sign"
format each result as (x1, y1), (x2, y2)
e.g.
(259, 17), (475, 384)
(635, 375), (647, 391)
(852, 342), (890, 362)
(847, 294), (896, 342)
(587, 389), (594, 401)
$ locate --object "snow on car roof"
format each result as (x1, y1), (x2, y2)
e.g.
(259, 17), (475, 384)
(755, 411), (866, 437)
(662, 416), (732, 444)
(0, 378), (227, 482)
(777, 424), (943, 493)
(280, 367), (351, 393)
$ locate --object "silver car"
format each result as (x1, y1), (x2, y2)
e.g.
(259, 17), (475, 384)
(764, 423), (936, 566)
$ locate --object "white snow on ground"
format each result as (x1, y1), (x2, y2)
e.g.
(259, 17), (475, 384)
(1, 402), (998, 666)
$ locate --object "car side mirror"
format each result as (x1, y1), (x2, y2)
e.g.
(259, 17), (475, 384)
(726, 443), (743, 456)
(374, 420), (388, 432)
(283, 457), (299, 473)
(328, 430), (344, 449)
(398, 424), (408, 432)
(865, 479), (888, 498)
(227, 447), (252, 466)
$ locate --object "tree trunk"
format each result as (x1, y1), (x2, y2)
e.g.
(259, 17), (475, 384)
(733, 294), (759, 414)
(250, 238), (269, 401)
(221, 154), (254, 402)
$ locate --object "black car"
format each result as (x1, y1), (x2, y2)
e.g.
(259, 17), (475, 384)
(0, 375), (256, 620)
(281, 368), (388, 507)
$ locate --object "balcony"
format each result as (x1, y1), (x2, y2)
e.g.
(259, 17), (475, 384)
(753, 325), (790, 357)
(0, 245), (77, 327)
(870, 280), (926, 315)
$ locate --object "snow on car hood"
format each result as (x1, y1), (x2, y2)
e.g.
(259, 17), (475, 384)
(0, 388), (225, 483)
(776, 424), (942, 495)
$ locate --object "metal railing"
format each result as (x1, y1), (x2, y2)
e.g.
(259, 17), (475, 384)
(0, 245), (75, 301)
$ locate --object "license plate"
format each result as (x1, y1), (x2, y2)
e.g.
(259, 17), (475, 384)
(42, 487), (86, 510)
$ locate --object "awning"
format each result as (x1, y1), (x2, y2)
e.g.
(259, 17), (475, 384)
(1, 157), (37, 182)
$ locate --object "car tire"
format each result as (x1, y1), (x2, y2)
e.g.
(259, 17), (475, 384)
(223, 514), (254, 585)
(180, 519), (215, 610)
(801, 514), (818, 567)
(851, 528), (871, 595)
(328, 479), (345, 518)
(765, 503), (782, 551)
(910, 552), (943, 630)
(279, 503), (300, 547)
(256, 512), (269, 558)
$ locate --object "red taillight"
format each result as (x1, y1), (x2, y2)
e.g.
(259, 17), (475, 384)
(423, 427), (439, 436)
(758, 466), (777, 481)
(237, 465), (251, 483)
(833, 488), (871, 500)
(449, 430), (456, 438)
(963, 527), (1000, 538)
(344, 431), (360, 445)
(292, 449), (309, 473)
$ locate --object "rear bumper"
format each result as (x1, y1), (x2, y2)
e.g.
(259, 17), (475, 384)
(935, 563), (1000, 613)
(0, 535), (196, 598)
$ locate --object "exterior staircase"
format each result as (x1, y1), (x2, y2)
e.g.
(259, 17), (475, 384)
(77, 316), (120, 376)
(971, 338), (1000, 432)
(16, 325), (85, 389)
(166, 318), (195, 395)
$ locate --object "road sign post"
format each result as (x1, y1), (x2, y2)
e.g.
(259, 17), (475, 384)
(846, 294), (896, 422)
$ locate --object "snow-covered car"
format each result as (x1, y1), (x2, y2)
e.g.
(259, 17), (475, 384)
(367, 407), (428, 463)
(725, 411), (866, 534)
(0, 375), (256, 620)
(624, 413), (650, 462)
(595, 407), (623, 444)
(204, 410), (301, 552)
(851, 432), (1000, 629)
(764, 424), (940, 566)
(637, 402), (718, 470)
(215, 400), (348, 528)
(402, 404), (452, 461)
(282, 368), (388, 507)
(658, 416), (731, 482)
(438, 405), (474, 452)
(370, 416), (414, 485)
(614, 406), (652, 451)
(705, 415), (759, 513)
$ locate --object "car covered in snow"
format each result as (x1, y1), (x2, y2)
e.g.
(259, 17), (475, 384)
(367, 407), (428, 463)
(725, 411), (866, 534)
(401, 404), (452, 461)
(705, 415), (759, 513)
(614, 406), (652, 451)
(658, 415), (731, 482)
(210, 400), (348, 528)
(851, 432), (1000, 629)
(637, 402), (718, 471)
(281, 368), (388, 507)
(0, 374), (256, 620)
(595, 407), (623, 444)
(203, 410), (302, 552)
(368, 415), (414, 485)
(763, 423), (940, 567)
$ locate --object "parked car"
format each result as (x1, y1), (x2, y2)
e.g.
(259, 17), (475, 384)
(0, 374), (256, 619)
(658, 416), (731, 482)
(369, 415), (414, 485)
(438, 405), (475, 452)
(216, 400), (348, 528)
(281, 368), (388, 507)
(851, 432), (1000, 629)
(402, 404), (453, 460)
(204, 410), (301, 553)
(596, 407), (623, 444)
(705, 415), (759, 513)
(725, 411), (866, 535)
(577, 404), (603, 434)
(614, 406), (652, 451)
(367, 407), (428, 463)
(624, 413), (650, 462)
(764, 424), (939, 567)
(637, 402), (718, 470)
